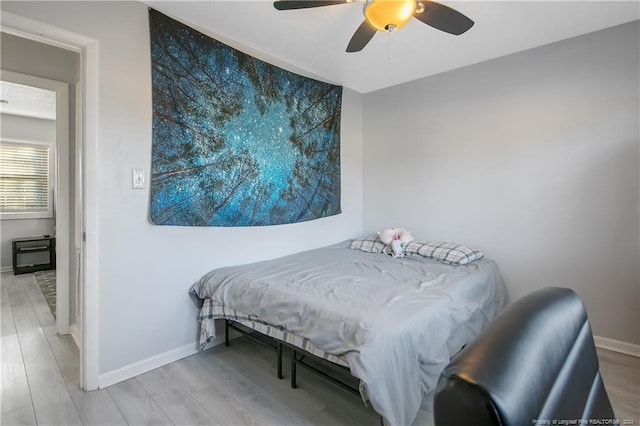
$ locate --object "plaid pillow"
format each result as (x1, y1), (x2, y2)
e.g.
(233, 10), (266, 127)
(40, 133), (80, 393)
(349, 234), (387, 253)
(404, 241), (484, 265)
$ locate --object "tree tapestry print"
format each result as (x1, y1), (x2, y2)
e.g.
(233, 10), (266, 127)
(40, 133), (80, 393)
(148, 10), (342, 226)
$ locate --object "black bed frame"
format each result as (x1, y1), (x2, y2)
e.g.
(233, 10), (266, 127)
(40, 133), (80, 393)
(224, 319), (284, 379)
(224, 319), (361, 397)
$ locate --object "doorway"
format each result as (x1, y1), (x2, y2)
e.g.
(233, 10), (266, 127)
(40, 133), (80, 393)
(1, 9), (100, 392)
(0, 70), (72, 337)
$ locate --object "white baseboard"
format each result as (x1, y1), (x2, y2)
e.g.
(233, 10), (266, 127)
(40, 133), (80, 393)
(1, 266), (13, 273)
(98, 343), (200, 389)
(98, 332), (639, 390)
(594, 335), (640, 358)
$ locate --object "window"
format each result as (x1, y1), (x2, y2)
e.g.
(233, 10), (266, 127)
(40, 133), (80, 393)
(0, 140), (53, 219)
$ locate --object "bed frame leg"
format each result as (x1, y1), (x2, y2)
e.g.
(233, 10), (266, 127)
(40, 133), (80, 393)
(224, 319), (230, 347)
(291, 349), (297, 389)
(277, 342), (283, 379)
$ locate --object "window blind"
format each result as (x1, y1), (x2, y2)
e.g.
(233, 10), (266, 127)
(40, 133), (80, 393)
(0, 142), (50, 213)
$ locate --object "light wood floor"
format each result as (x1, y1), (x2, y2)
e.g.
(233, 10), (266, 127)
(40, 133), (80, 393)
(1, 272), (639, 425)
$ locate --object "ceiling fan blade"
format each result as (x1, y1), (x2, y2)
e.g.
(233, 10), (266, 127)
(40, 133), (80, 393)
(346, 20), (377, 52)
(415, 1), (474, 35)
(273, 1), (348, 10)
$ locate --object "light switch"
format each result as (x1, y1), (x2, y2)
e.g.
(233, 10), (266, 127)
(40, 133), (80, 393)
(132, 170), (146, 189)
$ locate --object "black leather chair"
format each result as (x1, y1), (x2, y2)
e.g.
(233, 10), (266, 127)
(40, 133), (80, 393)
(434, 287), (615, 426)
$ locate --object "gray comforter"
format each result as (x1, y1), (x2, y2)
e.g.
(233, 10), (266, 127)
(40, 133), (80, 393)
(190, 241), (507, 425)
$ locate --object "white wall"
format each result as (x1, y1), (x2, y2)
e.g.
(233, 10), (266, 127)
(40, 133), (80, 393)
(0, 1), (364, 378)
(363, 21), (640, 345)
(0, 113), (57, 269)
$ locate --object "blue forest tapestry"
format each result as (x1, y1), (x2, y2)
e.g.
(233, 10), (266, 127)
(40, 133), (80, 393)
(148, 9), (342, 226)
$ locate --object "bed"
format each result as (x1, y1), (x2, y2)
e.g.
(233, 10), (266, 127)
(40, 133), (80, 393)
(189, 239), (507, 425)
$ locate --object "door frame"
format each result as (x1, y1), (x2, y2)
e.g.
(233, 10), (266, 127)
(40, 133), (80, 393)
(1, 70), (70, 336)
(1, 11), (100, 391)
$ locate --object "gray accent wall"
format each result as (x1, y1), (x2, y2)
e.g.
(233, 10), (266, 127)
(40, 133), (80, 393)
(363, 21), (640, 344)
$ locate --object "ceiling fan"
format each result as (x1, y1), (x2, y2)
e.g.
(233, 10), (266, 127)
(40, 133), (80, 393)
(273, 0), (474, 52)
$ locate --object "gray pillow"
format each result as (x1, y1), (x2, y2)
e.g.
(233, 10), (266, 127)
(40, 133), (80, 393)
(349, 234), (387, 253)
(404, 241), (484, 265)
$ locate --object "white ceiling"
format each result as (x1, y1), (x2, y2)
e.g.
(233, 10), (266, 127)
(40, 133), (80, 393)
(0, 80), (56, 120)
(145, 1), (639, 93)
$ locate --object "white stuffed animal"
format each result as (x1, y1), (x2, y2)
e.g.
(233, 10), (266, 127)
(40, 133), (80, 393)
(378, 227), (414, 258)
(390, 239), (404, 258)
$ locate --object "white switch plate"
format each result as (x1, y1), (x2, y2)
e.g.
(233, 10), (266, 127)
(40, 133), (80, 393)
(132, 170), (146, 189)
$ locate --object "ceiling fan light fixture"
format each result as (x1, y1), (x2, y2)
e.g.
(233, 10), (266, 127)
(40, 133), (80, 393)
(364, 0), (417, 32)
(273, 0), (473, 53)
